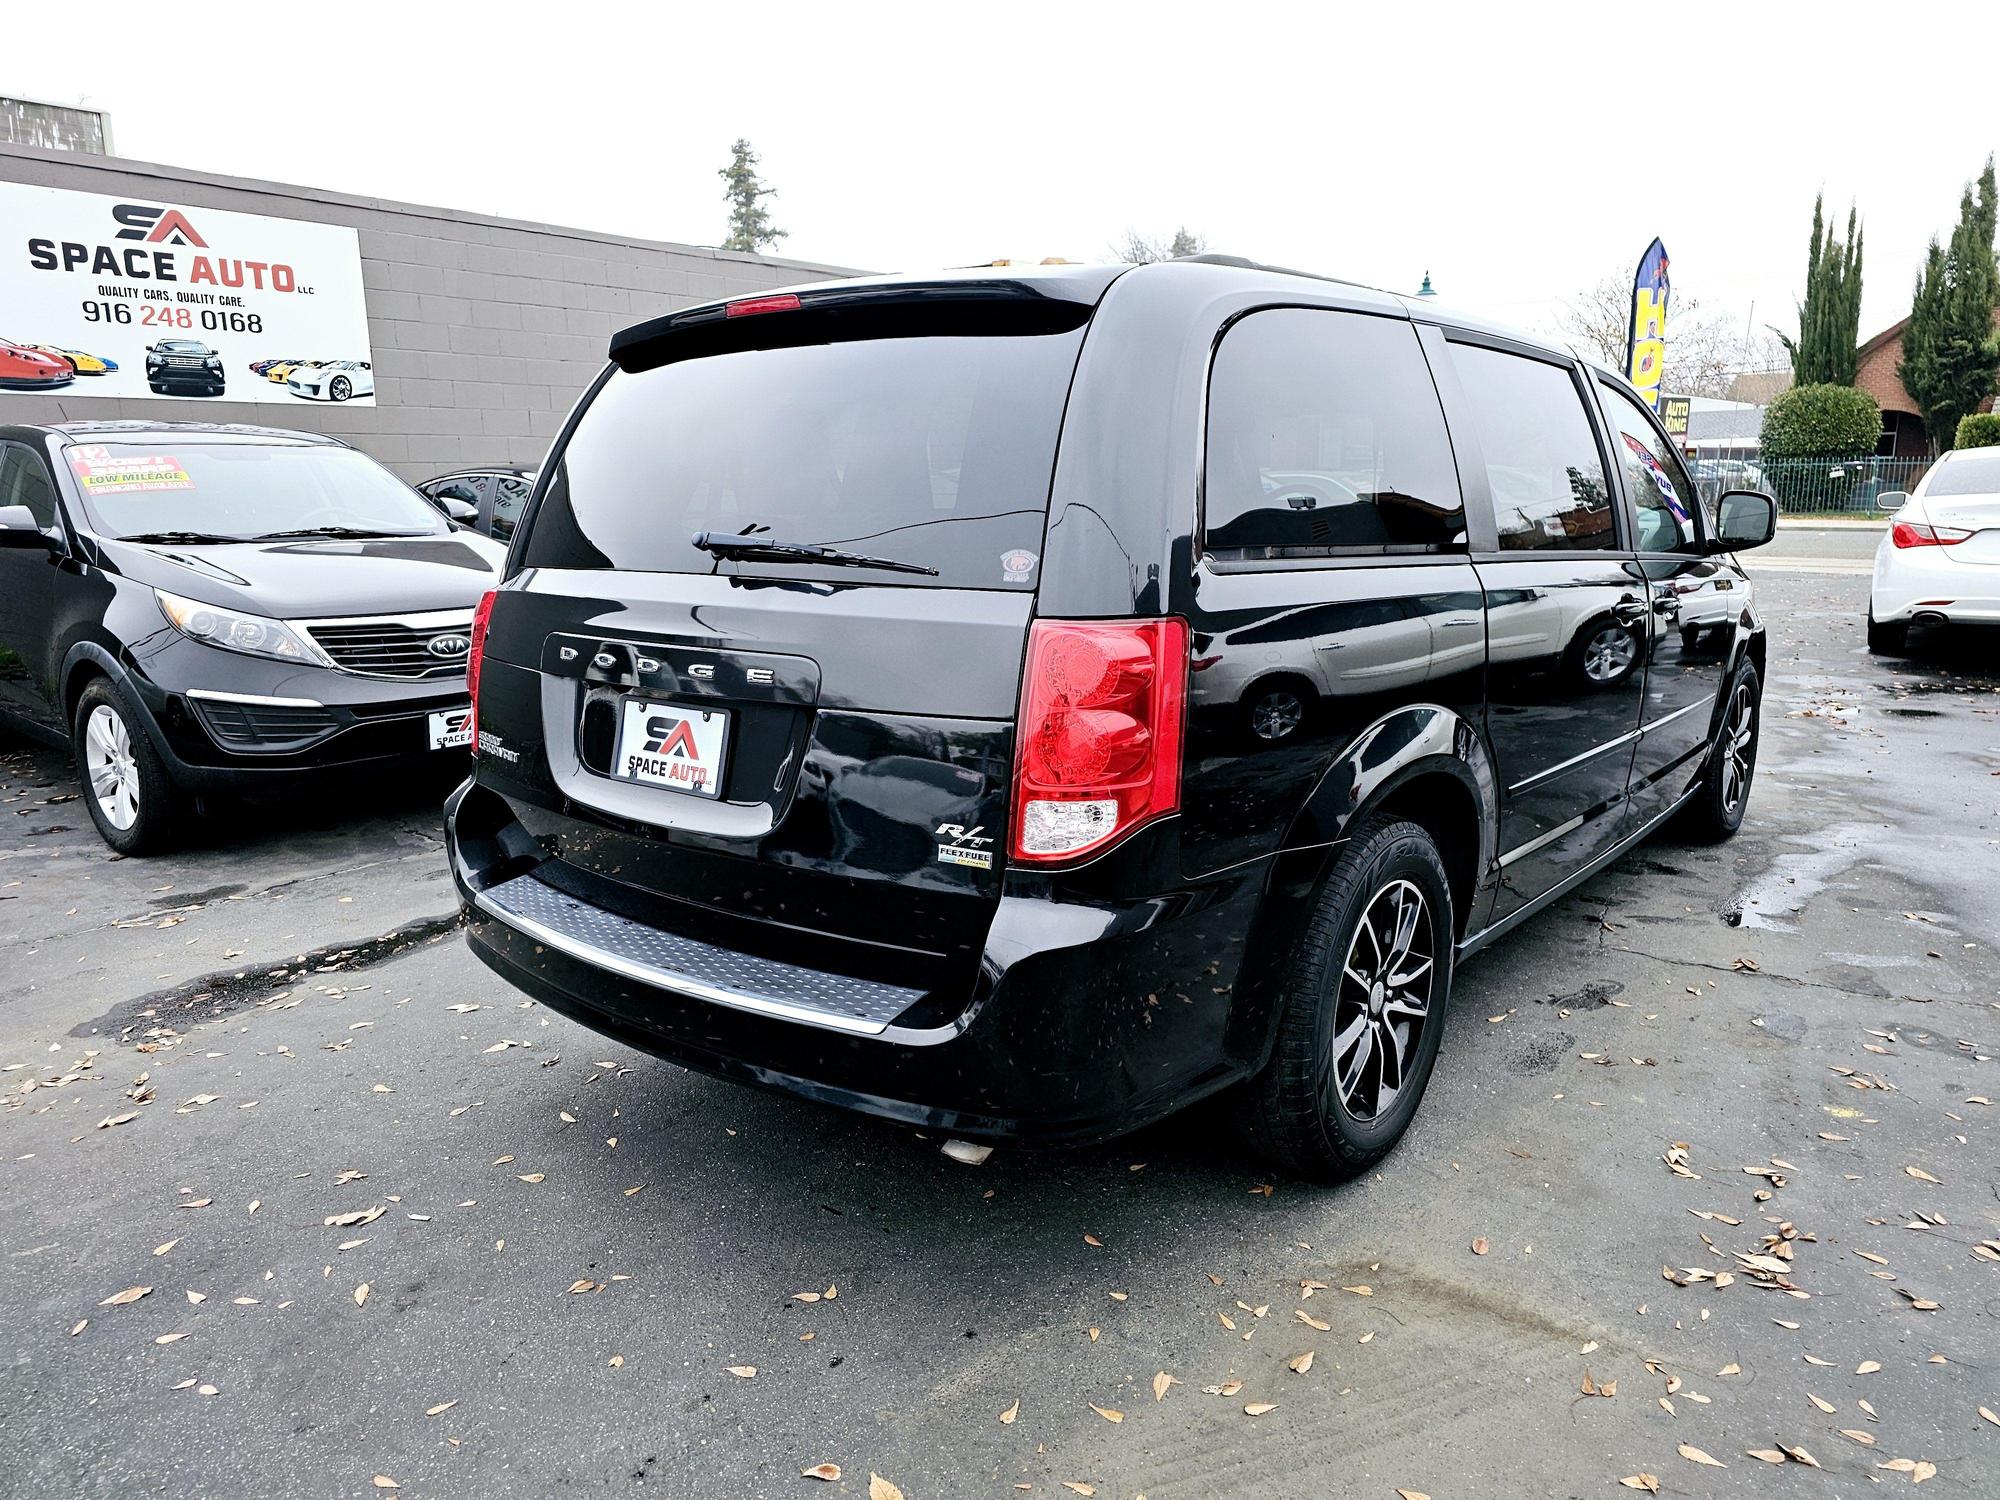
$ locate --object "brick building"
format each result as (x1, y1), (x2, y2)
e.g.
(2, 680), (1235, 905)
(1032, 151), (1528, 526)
(0, 141), (855, 480)
(1855, 307), (2000, 457)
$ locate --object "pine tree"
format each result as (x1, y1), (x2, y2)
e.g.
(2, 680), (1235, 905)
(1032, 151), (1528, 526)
(718, 139), (787, 254)
(1776, 194), (1864, 385)
(1900, 156), (2000, 451)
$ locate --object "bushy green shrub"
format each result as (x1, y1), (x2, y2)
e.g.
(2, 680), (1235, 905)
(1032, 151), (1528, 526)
(1955, 411), (2000, 449)
(1760, 383), (1883, 460)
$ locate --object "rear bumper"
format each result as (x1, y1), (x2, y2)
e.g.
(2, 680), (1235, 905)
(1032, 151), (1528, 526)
(1872, 548), (2000, 623)
(446, 779), (1271, 1143)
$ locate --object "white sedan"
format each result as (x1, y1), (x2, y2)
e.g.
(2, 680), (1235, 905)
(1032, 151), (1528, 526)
(1870, 445), (2000, 653)
(286, 360), (374, 402)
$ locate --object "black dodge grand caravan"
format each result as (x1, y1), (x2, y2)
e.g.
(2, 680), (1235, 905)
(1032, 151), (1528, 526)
(446, 259), (1777, 1177)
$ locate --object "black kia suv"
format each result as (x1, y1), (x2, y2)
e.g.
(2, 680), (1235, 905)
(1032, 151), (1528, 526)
(444, 260), (1777, 1177)
(0, 420), (506, 853)
(145, 339), (226, 396)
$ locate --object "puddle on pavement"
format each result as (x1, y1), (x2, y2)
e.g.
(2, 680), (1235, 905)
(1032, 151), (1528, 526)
(1720, 822), (1877, 931)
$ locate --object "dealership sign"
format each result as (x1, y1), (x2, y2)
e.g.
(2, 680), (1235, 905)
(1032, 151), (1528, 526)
(0, 181), (374, 406)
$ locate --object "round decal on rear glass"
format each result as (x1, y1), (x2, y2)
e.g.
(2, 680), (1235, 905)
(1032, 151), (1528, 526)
(1000, 548), (1038, 583)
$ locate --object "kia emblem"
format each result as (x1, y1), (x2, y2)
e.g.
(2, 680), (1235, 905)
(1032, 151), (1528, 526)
(428, 633), (472, 659)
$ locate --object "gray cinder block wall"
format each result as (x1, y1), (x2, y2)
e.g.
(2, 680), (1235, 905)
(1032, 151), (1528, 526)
(0, 142), (857, 479)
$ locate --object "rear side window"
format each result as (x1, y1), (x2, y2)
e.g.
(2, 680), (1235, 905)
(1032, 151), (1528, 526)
(1446, 343), (1616, 552)
(519, 329), (1086, 588)
(1204, 309), (1464, 556)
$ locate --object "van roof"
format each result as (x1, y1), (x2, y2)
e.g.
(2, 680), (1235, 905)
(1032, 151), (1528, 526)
(612, 256), (1583, 372)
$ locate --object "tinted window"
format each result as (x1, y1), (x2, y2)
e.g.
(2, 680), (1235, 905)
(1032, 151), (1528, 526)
(1204, 309), (1463, 555)
(1925, 449), (2000, 496)
(0, 445), (57, 527)
(1600, 382), (1699, 552)
(427, 477), (484, 505)
(1447, 343), (1615, 552)
(520, 330), (1085, 588)
(491, 476), (530, 538)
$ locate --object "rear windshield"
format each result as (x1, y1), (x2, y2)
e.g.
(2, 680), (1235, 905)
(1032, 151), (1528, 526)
(1924, 450), (2000, 496)
(519, 329), (1087, 588)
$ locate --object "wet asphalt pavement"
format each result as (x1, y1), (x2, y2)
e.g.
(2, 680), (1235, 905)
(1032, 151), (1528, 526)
(2, 536), (1996, 1499)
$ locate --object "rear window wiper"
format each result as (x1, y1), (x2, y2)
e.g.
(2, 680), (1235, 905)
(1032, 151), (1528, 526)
(117, 530), (247, 545)
(251, 526), (432, 540)
(692, 531), (939, 576)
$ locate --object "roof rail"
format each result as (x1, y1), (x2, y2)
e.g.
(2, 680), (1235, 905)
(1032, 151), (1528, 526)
(1172, 252), (1366, 291)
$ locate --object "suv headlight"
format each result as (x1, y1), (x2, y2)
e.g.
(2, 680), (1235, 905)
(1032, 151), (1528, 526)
(156, 590), (327, 666)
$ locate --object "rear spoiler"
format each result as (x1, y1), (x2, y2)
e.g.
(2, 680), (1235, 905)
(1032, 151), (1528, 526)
(608, 278), (1100, 374)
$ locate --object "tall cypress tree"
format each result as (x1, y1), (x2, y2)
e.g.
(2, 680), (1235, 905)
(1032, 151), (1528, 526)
(1900, 156), (2000, 451)
(1777, 194), (1864, 385)
(718, 139), (787, 254)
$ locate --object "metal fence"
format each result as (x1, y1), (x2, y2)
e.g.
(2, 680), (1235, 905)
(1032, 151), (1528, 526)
(1689, 456), (1931, 515)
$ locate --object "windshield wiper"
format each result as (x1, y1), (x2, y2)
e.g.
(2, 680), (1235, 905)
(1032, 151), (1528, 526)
(118, 530), (247, 545)
(691, 531), (939, 576)
(251, 526), (431, 541)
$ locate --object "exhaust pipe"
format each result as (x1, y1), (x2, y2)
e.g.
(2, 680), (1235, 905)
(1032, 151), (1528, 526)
(1912, 610), (1949, 627)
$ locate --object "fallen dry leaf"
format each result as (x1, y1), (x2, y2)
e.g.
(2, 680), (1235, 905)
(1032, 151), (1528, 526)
(1294, 1310), (1330, 1331)
(372, 1481), (399, 1492)
(726, 1365), (757, 1379)
(426, 1401), (457, 1417)
(998, 1400), (1019, 1424)
(1396, 1491), (1431, 1500)
(1152, 1372), (1177, 1402)
(99, 1286), (151, 1307)
(1288, 1350), (1314, 1374)
(802, 1464), (841, 1482)
(1678, 1443), (1727, 1468)
(1083, 1234), (1103, 1247)
(1243, 1401), (1277, 1416)
(1060, 1486), (1094, 1498)
(1618, 1477), (1660, 1494)
(1342, 1285), (1373, 1297)
(868, 1474), (905, 1500)
(353, 1283), (370, 1307)
(1904, 1165), (1943, 1185)
(1748, 1449), (1788, 1464)
(1089, 1404), (1123, 1423)
(1470, 1237), (1489, 1256)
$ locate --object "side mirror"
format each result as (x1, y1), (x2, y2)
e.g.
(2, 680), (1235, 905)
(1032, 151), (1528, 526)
(1714, 489), (1777, 551)
(1875, 490), (1908, 513)
(0, 505), (52, 549)
(433, 495), (479, 525)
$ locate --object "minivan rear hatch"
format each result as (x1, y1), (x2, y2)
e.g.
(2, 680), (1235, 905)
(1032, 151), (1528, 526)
(473, 276), (1105, 1019)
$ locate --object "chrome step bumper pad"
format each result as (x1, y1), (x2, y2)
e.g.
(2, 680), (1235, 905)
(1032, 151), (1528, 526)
(473, 872), (921, 1036)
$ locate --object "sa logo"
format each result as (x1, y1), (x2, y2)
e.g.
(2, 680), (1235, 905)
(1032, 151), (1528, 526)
(643, 716), (700, 759)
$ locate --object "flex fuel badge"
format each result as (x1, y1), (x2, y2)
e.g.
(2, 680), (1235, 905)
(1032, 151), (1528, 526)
(935, 822), (995, 870)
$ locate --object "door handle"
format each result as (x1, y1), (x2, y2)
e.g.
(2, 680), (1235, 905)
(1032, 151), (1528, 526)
(1611, 598), (1647, 623)
(1654, 594), (1681, 615)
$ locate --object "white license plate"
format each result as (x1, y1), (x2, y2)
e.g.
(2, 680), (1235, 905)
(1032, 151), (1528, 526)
(613, 699), (729, 799)
(427, 708), (473, 750)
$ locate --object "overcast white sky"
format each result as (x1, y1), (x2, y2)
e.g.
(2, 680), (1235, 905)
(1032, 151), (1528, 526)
(11, 2), (1996, 362)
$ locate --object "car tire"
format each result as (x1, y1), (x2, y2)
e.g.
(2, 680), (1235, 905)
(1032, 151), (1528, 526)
(1248, 817), (1454, 1180)
(1680, 662), (1760, 843)
(72, 679), (183, 855)
(1866, 608), (1907, 656)
(329, 376), (350, 402)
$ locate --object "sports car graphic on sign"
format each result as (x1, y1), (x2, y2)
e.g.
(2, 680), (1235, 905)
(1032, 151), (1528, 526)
(264, 359), (318, 383)
(287, 360), (373, 402)
(0, 339), (77, 390)
(249, 356), (303, 376)
(25, 343), (119, 375)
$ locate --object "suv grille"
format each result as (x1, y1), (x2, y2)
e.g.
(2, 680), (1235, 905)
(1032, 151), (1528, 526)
(301, 615), (473, 680)
(191, 698), (338, 751)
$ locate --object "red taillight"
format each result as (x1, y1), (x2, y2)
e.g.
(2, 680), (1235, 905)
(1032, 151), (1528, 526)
(723, 293), (802, 318)
(466, 589), (496, 750)
(1892, 521), (1972, 548)
(1011, 617), (1189, 865)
